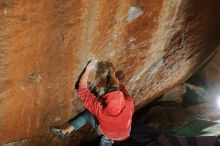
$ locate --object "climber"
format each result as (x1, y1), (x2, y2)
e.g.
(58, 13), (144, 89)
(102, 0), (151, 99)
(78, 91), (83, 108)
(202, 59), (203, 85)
(50, 60), (134, 146)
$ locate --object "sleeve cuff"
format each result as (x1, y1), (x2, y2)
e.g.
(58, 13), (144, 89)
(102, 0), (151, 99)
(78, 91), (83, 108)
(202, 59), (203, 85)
(78, 82), (88, 89)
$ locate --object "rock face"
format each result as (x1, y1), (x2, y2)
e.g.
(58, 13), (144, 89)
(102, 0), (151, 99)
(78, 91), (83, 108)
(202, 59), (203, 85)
(0, 0), (220, 145)
(204, 46), (220, 98)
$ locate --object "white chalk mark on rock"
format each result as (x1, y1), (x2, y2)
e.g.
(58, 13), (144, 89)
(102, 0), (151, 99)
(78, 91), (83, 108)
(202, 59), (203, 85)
(54, 116), (62, 122)
(4, 9), (7, 15)
(5, 139), (29, 146)
(129, 37), (136, 49)
(127, 7), (143, 23)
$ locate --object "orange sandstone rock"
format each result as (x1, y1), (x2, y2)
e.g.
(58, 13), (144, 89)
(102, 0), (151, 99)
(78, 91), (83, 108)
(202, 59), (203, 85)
(0, 0), (219, 145)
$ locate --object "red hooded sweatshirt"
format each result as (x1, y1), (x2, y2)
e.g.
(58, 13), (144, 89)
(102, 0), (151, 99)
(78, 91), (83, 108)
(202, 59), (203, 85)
(77, 83), (134, 141)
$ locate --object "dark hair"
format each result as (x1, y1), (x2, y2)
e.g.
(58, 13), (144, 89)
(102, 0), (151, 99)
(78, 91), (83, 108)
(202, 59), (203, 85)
(106, 73), (119, 91)
(99, 97), (107, 108)
(105, 86), (118, 94)
(99, 86), (118, 108)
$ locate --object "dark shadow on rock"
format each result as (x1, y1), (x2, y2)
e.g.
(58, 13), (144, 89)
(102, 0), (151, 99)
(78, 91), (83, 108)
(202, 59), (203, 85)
(79, 136), (101, 146)
(186, 72), (208, 88)
(182, 86), (205, 107)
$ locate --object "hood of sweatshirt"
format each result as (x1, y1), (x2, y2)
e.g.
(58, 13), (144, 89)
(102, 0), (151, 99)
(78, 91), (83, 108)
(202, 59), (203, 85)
(102, 91), (125, 116)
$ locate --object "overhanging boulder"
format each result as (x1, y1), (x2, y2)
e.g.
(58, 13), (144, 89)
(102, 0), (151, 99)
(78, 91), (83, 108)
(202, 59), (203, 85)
(0, 0), (220, 145)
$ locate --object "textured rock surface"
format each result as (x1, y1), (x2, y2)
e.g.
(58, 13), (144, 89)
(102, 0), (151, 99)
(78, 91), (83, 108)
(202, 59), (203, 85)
(0, 0), (220, 145)
(204, 46), (220, 98)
